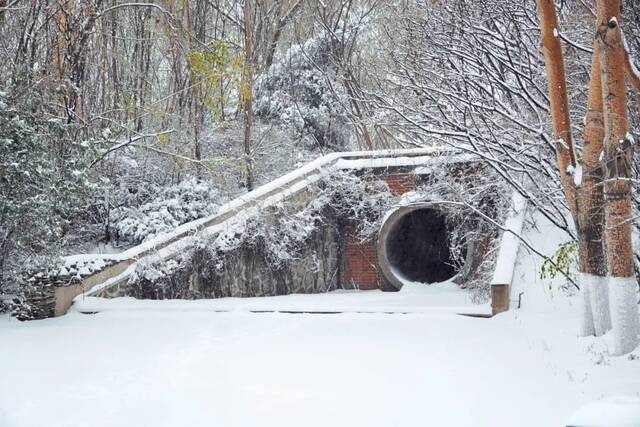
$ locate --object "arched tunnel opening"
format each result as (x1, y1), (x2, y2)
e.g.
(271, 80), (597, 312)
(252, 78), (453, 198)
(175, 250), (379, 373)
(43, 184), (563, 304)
(378, 207), (460, 289)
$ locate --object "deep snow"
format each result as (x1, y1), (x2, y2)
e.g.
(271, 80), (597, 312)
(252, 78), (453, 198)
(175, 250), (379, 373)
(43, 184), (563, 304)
(1, 301), (638, 427)
(0, 214), (639, 427)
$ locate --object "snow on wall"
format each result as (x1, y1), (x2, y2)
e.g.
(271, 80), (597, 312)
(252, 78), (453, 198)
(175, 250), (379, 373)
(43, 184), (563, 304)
(491, 192), (527, 286)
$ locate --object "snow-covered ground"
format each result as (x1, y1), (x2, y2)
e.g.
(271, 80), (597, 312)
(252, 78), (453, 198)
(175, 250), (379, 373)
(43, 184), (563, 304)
(73, 280), (490, 316)
(0, 214), (639, 427)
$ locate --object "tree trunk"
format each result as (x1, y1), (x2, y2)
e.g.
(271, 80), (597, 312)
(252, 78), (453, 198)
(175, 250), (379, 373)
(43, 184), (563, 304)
(597, 14), (640, 355)
(264, 0), (303, 69)
(576, 2), (621, 337)
(536, 0), (578, 218)
(578, 47), (610, 337)
(537, 0), (624, 341)
(242, 0), (254, 191)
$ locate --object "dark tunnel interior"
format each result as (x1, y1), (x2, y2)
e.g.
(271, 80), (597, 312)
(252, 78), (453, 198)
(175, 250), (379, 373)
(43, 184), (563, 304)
(385, 208), (457, 284)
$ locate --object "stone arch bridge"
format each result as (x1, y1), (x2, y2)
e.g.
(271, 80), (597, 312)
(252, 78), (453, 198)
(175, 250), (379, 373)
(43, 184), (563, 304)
(23, 148), (524, 320)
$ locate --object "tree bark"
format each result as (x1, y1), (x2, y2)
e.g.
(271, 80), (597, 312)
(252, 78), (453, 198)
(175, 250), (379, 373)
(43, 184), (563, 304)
(536, 0), (578, 218)
(576, 2), (621, 337)
(578, 46), (610, 336)
(597, 14), (640, 355)
(0, 0), (7, 25)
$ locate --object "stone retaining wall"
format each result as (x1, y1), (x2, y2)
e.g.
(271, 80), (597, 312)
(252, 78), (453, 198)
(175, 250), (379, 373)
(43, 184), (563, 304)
(126, 214), (342, 300)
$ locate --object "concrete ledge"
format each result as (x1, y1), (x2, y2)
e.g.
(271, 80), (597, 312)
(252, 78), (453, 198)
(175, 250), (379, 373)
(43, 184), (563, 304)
(491, 284), (510, 316)
(54, 259), (134, 316)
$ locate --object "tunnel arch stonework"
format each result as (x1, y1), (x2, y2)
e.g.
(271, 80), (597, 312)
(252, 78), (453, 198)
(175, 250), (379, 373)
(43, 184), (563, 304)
(377, 205), (459, 290)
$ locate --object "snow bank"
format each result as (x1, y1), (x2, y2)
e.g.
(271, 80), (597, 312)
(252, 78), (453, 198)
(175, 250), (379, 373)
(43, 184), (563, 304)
(567, 396), (640, 427)
(2, 288), (639, 427)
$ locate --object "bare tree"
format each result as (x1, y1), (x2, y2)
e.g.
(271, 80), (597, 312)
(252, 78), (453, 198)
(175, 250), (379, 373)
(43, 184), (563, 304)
(242, 0), (255, 191)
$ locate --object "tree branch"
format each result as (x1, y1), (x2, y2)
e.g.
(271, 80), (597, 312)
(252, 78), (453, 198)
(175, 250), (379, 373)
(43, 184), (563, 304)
(89, 129), (175, 168)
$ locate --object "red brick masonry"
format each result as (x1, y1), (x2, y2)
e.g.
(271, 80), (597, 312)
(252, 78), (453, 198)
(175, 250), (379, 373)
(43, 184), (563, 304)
(384, 173), (417, 196)
(341, 173), (416, 290)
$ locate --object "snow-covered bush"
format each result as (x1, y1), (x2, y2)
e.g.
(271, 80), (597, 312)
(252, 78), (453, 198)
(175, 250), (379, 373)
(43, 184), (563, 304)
(109, 178), (224, 245)
(0, 86), (95, 312)
(315, 171), (397, 241)
(254, 31), (350, 150)
(128, 258), (190, 300)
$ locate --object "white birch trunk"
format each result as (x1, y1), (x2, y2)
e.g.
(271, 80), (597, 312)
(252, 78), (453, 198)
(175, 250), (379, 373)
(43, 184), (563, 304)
(608, 277), (640, 356)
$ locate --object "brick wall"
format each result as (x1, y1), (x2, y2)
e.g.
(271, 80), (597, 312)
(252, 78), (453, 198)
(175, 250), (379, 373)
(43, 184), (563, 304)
(340, 172), (417, 290)
(341, 235), (385, 290)
(382, 173), (417, 196)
